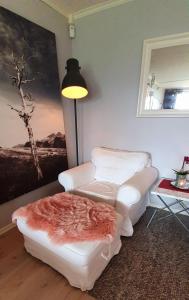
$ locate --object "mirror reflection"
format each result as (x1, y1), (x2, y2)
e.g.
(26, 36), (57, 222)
(145, 44), (189, 111)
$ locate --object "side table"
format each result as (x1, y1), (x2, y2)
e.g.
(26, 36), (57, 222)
(147, 178), (189, 232)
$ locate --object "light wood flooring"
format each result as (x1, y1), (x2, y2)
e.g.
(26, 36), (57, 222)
(0, 228), (95, 300)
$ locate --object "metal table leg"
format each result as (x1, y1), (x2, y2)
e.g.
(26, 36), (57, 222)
(157, 195), (189, 233)
(147, 199), (182, 227)
(147, 208), (158, 227)
(158, 207), (188, 221)
(177, 201), (189, 216)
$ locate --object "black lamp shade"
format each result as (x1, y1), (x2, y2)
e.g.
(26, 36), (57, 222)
(61, 58), (88, 99)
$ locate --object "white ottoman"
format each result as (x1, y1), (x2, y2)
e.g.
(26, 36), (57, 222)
(16, 212), (122, 291)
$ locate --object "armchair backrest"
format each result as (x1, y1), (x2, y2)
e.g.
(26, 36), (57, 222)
(91, 147), (151, 185)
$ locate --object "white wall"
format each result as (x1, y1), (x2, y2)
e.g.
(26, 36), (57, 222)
(0, 0), (75, 228)
(73, 0), (189, 178)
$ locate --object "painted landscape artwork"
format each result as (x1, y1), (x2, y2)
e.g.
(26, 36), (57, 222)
(0, 7), (68, 204)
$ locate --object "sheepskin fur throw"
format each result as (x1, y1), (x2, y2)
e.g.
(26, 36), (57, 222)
(12, 192), (116, 244)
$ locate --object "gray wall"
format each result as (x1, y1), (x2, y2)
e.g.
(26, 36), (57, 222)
(73, 0), (189, 178)
(0, 0), (74, 228)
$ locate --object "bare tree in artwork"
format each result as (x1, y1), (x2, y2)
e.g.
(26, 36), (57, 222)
(8, 53), (43, 180)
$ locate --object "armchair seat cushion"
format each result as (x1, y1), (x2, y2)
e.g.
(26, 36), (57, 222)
(74, 180), (119, 206)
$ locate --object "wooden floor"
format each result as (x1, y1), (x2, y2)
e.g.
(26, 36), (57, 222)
(0, 228), (95, 300)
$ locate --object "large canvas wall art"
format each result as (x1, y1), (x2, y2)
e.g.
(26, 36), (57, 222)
(0, 7), (68, 204)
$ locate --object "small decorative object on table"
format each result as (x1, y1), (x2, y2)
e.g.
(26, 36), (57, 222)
(172, 156), (189, 189)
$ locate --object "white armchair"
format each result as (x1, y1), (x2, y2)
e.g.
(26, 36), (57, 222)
(58, 147), (158, 236)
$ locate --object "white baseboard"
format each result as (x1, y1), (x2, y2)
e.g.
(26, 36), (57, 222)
(0, 223), (16, 236)
(148, 203), (189, 216)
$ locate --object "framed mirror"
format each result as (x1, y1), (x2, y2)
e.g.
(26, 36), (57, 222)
(137, 32), (189, 117)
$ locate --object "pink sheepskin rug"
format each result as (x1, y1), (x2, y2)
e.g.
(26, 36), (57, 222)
(12, 192), (116, 244)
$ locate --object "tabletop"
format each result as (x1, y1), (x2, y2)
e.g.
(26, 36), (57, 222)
(151, 178), (189, 202)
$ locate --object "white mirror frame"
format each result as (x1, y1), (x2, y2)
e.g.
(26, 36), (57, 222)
(137, 32), (189, 117)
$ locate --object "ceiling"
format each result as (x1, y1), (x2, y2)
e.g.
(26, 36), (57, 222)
(41, 0), (131, 18)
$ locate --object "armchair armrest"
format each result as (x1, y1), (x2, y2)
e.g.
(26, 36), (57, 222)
(58, 162), (95, 191)
(116, 167), (158, 212)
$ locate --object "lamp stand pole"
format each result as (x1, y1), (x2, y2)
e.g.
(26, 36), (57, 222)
(74, 99), (79, 166)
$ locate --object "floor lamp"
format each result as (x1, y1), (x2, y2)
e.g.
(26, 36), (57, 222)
(61, 58), (88, 166)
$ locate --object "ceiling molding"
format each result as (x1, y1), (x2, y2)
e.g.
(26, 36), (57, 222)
(41, 0), (134, 21)
(40, 0), (68, 18)
(72, 0), (134, 20)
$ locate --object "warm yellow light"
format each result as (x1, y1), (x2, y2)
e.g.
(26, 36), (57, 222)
(61, 86), (88, 99)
